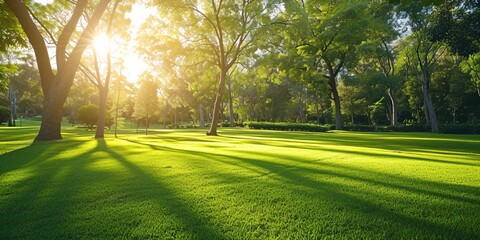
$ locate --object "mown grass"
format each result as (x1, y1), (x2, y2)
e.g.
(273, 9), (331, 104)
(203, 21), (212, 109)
(1, 121), (479, 239)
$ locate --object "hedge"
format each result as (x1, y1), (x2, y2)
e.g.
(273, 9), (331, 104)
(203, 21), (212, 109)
(245, 122), (330, 132)
(341, 124), (480, 134)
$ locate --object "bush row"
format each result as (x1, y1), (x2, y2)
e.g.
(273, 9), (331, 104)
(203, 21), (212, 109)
(243, 122), (480, 134)
(344, 124), (480, 134)
(245, 122), (330, 132)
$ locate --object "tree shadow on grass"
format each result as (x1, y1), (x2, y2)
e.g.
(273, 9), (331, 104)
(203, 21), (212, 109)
(123, 137), (480, 239)
(222, 132), (480, 167)
(0, 139), (227, 239)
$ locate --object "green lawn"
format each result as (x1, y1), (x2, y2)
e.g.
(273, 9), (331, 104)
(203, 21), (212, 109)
(1, 122), (479, 239)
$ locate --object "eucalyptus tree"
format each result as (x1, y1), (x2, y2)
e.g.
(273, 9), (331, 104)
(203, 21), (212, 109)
(155, 0), (279, 136)
(4, 0), (112, 140)
(353, 3), (404, 126)
(399, 3), (445, 132)
(288, 0), (390, 130)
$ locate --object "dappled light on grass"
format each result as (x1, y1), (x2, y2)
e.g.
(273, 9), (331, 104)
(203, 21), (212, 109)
(0, 127), (479, 238)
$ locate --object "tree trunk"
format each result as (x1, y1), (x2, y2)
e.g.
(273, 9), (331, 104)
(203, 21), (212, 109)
(421, 72), (439, 133)
(207, 69), (227, 136)
(199, 104), (205, 129)
(227, 77), (235, 127)
(95, 87), (108, 138)
(36, 87), (67, 140)
(6, 0), (111, 140)
(387, 88), (398, 127)
(329, 78), (343, 130)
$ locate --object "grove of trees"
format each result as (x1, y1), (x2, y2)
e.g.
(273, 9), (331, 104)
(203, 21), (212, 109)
(1, 0), (479, 139)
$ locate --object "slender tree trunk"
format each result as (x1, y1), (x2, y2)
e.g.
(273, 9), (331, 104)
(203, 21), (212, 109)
(95, 87), (108, 138)
(145, 107), (149, 135)
(388, 88), (398, 127)
(207, 68), (227, 136)
(114, 84), (120, 138)
(421, 72), (439, 133)
(199, 104), (205, 129)
(227, 76), (235, 127)
(453, 107), (456, 123)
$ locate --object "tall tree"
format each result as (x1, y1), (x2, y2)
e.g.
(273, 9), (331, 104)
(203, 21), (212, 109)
(5, 0), (112, 140)
(79, 0), (130, 138)
(400, 3), (444, 132)
(156, 0), (278, 135)
(292, 0), (388, 129)
(133, 73), (159, 135)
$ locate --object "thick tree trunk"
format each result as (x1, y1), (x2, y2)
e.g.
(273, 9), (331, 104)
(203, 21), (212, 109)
(207, 69), (227, 136)
(36, 86), (68, 140)
(199, 104), (205, 129)
(387, 88), (398, 127)
(329, 79), (343, 130)
(95, 87), (108, 138)
(421, 72), (439, 133)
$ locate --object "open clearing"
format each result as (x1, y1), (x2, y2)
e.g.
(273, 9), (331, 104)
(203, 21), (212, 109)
(1, 124), (479, 239)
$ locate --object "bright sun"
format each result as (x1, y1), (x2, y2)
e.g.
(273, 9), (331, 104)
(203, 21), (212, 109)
(93, 34), (110, 54)
(89, 4), (155, 83)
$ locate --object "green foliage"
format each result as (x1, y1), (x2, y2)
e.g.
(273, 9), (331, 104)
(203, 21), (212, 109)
(0, 3), (27, 52)
(0, 105), (10, 124)
(76, 104), (99, 128)
(246, 121), (330, 132)
(428, 1), (480, 57)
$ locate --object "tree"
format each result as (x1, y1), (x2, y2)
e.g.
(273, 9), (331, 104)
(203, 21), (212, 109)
(133, 73), (159, 135)
(79, 0), (130, 138)
(156, 0), (278, 136)
(292, 0), (390, 130)
(5, 0), (112, 140)
(400, 3), (445, 132)
(460, 53), (480, 96)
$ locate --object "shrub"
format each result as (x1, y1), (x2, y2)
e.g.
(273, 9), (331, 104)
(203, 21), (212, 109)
(31, 115), (42, 121)
(343, 125), (376, 132)
(245, 122), (330, 132)
(76, 104), (99, 129)
(0, 105), (10, 124)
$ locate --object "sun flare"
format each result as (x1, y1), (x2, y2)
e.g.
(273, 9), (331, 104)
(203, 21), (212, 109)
(93, 34), (110, 54)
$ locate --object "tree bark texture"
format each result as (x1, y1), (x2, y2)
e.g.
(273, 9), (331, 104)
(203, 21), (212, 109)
(329, 78), (343, 130)
(421, 72), (439, 133)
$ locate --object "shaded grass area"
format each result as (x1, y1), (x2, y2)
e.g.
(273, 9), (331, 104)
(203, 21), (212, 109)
(1, 124), (479, 239)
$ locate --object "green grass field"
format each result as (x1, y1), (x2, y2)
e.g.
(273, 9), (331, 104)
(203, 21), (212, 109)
(1, 121), (479, 239)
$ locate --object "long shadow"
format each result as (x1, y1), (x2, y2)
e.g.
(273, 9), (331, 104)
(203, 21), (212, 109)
(222, 133), (480, 167)
(0, 138), (227, 239)
(0, 139), (97, 238)
(96, 139), (227, 239)
(123, 137), (479, 238)
(199, 150), (480, 238)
